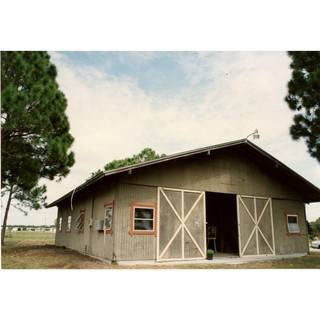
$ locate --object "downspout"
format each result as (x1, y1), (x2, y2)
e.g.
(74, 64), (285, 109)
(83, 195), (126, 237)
(70, 187), (77, 211)
(89, 191), (95, 254)
(112, 181), (119, 263)
(304, 203), (310, 255)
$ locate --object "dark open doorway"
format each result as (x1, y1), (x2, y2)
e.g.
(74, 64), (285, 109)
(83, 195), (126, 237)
(205, 192), (239, 255)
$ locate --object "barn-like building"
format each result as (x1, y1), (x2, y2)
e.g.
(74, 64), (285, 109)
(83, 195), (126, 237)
(48, 139), (320, 262)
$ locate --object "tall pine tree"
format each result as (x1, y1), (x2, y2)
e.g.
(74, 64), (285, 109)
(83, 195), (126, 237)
(285, 51), (320, 162)
(1, 52), (75, 244)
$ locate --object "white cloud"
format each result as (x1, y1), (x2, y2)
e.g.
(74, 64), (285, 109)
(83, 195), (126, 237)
(5, 52), (320, 225)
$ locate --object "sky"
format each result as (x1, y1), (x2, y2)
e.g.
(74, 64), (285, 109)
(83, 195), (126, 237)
(4, 51), (320, 225)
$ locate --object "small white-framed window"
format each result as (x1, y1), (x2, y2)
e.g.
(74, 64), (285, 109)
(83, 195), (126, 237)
(66, 215), (72, 232)
(287, 214), (300, 234)
(133, 207), (155, 231)
(58, 217), (62, 232)
(104, 204), (113, 231)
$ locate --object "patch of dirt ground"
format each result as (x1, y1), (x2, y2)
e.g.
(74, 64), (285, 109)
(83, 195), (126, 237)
(1, 245), (110, 269)
(2, 244), (320, 269)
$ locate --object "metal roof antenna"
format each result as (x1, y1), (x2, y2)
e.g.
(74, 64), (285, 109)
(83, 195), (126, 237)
(246, 129), (260, 141)
(70, 187), (77, 211)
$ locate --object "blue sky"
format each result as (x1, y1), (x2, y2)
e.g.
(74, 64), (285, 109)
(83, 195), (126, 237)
(6, 51), (320, 225)
(60, 52), (192, 92)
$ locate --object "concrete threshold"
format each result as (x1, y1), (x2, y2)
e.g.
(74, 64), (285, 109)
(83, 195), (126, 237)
(117, 253), (307, 267)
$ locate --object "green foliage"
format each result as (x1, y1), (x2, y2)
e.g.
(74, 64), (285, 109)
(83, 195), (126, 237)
(207, 249), (214, 259)
(285, 51), (320, 162)
(104, 147), (165, 170)
(88, 148), (165, 180)
(13, 185), (47, 213)
(309, 218), (320, 239)
(87, 169), (105, 180)
(307, 220), (315, 239)
(1, 51), (75, 212)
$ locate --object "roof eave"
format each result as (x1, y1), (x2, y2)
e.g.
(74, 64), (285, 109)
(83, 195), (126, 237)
(47, 138), (320, 207)
(47, 138), (247, 207)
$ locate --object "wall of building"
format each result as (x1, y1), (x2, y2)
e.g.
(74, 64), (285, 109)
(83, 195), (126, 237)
(119, 150), (304, 201)
(112, 150), (309, 259)
(55, 195), (90, 253)
(113, 183), (157, 260)
(55, 148), (310, 261)
(272, 199), (308, 254)
(55, 181), (116, 260)
(87, 182), (116, 260)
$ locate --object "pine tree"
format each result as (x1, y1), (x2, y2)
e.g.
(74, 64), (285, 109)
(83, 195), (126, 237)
(88, 148), (165, 180)
(285, 51), (320, 162)
(104, 147), (165, 171)
(1, 51), (75, 244)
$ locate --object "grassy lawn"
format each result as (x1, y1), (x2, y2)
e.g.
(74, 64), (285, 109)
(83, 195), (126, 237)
(209, 252), (320, 269)
(2, 232), (320, 269)
(3, 231), (55, 247)
(1, 232), (107, 269)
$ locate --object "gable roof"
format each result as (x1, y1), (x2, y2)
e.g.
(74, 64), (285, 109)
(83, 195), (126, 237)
(47, 139), (320, 207)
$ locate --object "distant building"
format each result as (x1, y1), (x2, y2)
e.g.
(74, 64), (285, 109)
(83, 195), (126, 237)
(9, 226), (56, 233)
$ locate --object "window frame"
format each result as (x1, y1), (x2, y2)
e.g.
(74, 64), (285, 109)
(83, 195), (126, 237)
(66, 215), (72, 233)
(129, 202), (156, 236)
(103, 202), (114, 234)
(76, 209), (86, 233)
(58, 217), (63, 233)
(286, 213), (301, 235)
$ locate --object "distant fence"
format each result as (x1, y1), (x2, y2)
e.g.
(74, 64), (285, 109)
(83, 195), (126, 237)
(8, 227), (56, 233)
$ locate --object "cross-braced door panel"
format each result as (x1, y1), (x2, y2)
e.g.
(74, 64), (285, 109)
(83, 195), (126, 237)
(158, 191), (182, 258)
(184, 231), (200, 259)
(164, 190), (182, 219)
(237, 195), (275, 257)
(258, 203), (274, 253)
(157, 188), (206, 261)
(184, 192), (200, 216)
(238, 199), (256, 255)
(184, 191), (206, 256)
(161, 228), (183, 260)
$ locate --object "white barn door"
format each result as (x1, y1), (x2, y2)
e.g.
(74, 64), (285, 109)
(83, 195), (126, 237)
(157, 187), (206, 261)
(237, 195), (275, 257)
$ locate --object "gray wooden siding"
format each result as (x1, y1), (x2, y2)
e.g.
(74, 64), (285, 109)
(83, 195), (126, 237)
(120, 150), (303, 201)
(55, 148), (309, 261)
(55, 183), (116, 260)
(87, 184), (115, 260)
(272, 199), (308, 254)
(55, 195), (91, 253)
(114, 183), (157, 260)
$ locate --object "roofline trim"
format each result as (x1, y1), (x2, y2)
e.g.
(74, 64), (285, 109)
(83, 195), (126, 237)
(244, 140), (320, 195)
(47, 138), (320, 207)
(47, 139), (247, 207)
